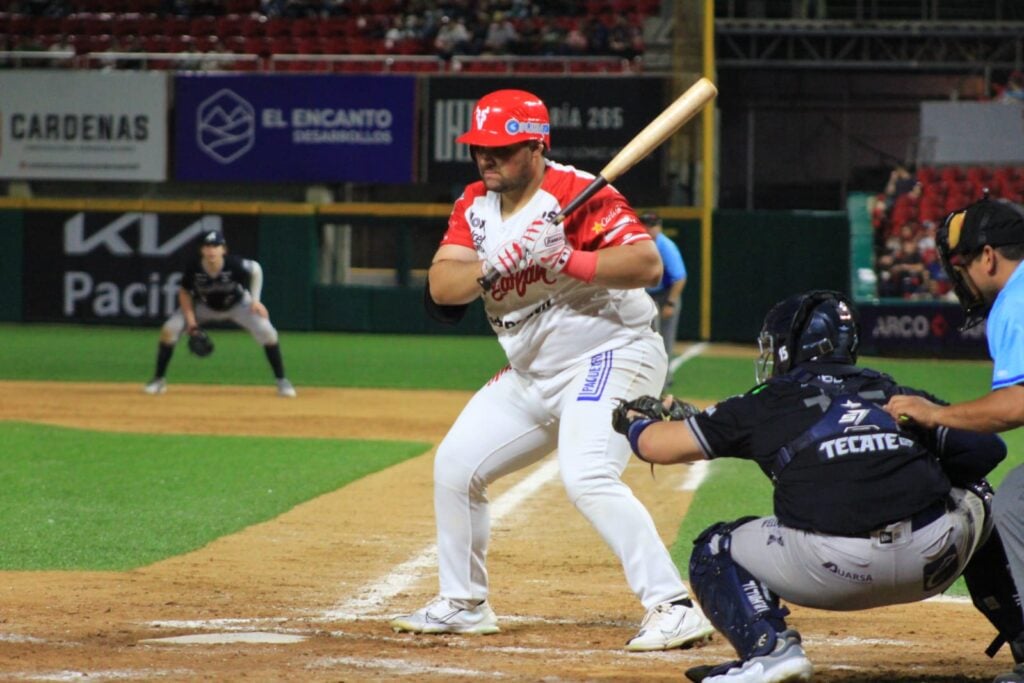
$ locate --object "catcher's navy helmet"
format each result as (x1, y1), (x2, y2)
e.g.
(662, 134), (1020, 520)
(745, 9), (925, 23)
(755, 290), (859, 383)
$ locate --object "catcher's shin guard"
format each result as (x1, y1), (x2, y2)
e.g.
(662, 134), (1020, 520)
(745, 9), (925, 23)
(689, 519), (790, 661)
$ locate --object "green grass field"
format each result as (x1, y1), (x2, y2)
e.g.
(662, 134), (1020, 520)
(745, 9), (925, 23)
(0, 323), (1018, 585)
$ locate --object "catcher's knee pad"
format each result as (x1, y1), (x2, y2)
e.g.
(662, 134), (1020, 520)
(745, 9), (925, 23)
(962, 527), (1024, 662)
(689, 518), (790, 660)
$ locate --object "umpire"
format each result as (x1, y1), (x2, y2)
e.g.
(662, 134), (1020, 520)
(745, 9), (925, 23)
(640, 211), (687, 390)
(887, 197), (1024, 683)
(615, 290), (1008, 683)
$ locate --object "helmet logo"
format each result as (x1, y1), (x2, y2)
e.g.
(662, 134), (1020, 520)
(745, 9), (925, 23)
(778, 346), (789, 362)
(475, 106), (491, 131)
(505, 118), (520, 135)
(836, 300), (852, 321)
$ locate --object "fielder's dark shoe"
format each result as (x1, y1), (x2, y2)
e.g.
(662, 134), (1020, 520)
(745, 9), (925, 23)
(995, 664), (1024, 683)
(686, 629), (813, 683)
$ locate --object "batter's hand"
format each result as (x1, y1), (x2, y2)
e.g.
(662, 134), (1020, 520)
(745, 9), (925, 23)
(884, 394), (941, 429)
(522, 215), (571, 272)
(486, 239), (532, 279)
(251, 300), (268, 318)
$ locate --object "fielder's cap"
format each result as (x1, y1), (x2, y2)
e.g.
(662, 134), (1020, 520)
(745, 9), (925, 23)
(943, 198), (1024, 256)
(202, 230), (226, 246)
(639, 211), (661, 227)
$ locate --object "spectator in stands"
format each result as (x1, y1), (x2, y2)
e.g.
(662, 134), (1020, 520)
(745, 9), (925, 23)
(434, 15), (471, 59)
(565, 20), (588, 54)
(483, 11), (520, 54)
(608, 16), (642, 60)
(884, 163), (918, 211)
(584, 16), (610, 54)
(999, 70), (1024, 103)
(537, 17), (566, 55)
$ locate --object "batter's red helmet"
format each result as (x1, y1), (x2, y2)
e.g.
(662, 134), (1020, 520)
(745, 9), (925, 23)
(456, 89), (551, 150)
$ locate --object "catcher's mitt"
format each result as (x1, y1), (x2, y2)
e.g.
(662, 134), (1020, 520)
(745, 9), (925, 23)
(187, 329), (214, 358)
(612, 395), (699, 435)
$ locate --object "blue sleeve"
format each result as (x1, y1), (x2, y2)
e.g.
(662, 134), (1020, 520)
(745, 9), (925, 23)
(933, 426), (1006, 485)
(659, 235), (686, 283)
(989, 299), (1024, 390)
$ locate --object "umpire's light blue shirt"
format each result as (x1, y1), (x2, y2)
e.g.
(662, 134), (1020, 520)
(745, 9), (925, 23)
(646, 233), (687, 296)
(988, 260), (1024, 390)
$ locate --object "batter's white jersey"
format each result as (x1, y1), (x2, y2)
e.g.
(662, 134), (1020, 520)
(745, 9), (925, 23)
(441, 159), (658, 375)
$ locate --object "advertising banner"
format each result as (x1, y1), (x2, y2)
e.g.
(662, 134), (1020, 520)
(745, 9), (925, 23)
(425, 76), (670, 200)
(23, 210), (258, 324)
(174, 74), (416, 183)
(0, 70), (168, 181)
(858, 301), (989, 358)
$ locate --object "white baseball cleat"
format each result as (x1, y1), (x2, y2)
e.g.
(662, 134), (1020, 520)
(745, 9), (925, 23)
(276, 378), (297, 398)
(390, 596), (500, 635)
(626, 599), (714, 651)
(143, 378), (167, 395)
(690, 629), (813, 683)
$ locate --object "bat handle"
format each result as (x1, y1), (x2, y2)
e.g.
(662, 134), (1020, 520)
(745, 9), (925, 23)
(478, 264), (501, 292)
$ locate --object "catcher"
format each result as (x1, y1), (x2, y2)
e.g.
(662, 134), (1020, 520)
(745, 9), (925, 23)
(613, 290), (1013, 683)
(143, 230), (296, 398)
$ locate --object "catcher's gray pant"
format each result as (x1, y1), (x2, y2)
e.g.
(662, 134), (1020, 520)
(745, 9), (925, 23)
(432, 331), (691, 611)
(729, 487), (988, 610)
(992, 465), (1024, 620)
(161, 293), (279, 346)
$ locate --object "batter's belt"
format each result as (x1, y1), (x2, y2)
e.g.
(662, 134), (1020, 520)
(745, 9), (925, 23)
(844, 494), (954, 539)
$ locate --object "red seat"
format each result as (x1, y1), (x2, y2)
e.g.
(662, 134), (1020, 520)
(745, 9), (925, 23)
(293, 37), (322, 54)
(141, 35), (167, 52)
(110, 15), (138, 37)
(225, 0), (259, 12)
(264, 18), (290, 38)
(321, 37), (348, 55)
(215, 15), (243, 38)
(162, 16), (190, 36)
(135, 14), (161, 36)
(9, 14), (35, 35)
(268, 37), (295, 54)
(458, 59), (508, 73)
(190, 16), (217, 37)
(242, 36), (271, 56)
(34, 16), (61, 35)
(291, 18), (315, 38)
(239, 15), (266, 37)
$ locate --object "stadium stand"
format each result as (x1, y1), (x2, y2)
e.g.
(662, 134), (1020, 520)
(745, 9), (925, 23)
(0, 0), (658, 72)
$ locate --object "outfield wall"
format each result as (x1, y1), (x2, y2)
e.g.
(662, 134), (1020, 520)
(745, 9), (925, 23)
(0, 198), (850, 343)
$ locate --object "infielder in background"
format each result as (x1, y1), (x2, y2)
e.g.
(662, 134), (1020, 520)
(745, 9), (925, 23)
(390, 89), (714, 651)
(886, 198), (1024, 683)
(143, 230), (296, 398)
(616, 290), (1007, 683)
(640, 211), (687, 391)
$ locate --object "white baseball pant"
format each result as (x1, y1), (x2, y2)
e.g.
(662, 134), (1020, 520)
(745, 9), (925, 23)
(433, 331), (690, 610)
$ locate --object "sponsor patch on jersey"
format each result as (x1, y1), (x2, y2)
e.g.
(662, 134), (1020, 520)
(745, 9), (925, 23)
(822, 561), (873, 584)
(577, 350), (613, 401)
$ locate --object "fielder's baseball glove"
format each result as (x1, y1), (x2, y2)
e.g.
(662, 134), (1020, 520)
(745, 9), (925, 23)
(611, 395), (699, 435)
(188, 329), (214, 358)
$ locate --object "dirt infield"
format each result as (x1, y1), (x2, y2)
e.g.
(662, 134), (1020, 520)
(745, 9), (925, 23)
(0, 380), (1009, 681)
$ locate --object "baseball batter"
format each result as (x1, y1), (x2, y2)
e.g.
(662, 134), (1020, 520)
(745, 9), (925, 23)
(143, 230), (296, 398)
(390, 89), (714, 650)
(617, 290), (1008, 682)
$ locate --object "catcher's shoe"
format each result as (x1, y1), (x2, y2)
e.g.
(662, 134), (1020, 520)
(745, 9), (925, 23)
(995, 664), (1024, 682)
(626, 599), (714, 651)
(390, 597), (500, 635)
(143, 378), (167, 395)
(276, 378), (297, 398)
(685, 629), (813, 683)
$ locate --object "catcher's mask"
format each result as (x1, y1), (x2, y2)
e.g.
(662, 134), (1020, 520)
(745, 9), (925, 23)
(755, 290), (859, 383)
(938, 196), (1024, 330)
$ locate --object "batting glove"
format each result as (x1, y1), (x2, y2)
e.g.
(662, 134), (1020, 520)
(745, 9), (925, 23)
(485, 239), (532, 279)
(522, 216), (598, 282)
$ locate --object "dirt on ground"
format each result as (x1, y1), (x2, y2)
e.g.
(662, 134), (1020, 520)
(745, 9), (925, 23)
(0, 378), (1010, 682)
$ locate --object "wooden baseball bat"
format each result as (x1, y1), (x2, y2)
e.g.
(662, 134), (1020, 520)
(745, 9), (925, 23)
(478, 77), (718, 291)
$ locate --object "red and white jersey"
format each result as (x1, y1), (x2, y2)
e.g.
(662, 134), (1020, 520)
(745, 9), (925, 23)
(440, 159), (659, 375)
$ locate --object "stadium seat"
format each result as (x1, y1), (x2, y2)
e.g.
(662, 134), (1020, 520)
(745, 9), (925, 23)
(190, 16), (217, 37)
(264, 18), (291, 39)
(239, 15), (266, 38)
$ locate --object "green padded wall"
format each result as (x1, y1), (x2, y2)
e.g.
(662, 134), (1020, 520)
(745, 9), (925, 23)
(0, 210), (23, 322)
(258, 214), (317, 330)
(711, 210), (850, 343)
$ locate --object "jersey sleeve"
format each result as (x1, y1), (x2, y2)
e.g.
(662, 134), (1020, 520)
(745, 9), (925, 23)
(439, 189), (477, 249)
(563, 186), (650, 252)
(180, 265), (196, 295)
(659, 235), (687, 283)
(988, 302), (1024, 390)
(685, 393), (756, 459)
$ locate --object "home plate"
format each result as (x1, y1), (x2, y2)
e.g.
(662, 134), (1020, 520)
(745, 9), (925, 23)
(142, 632), (307, 645)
